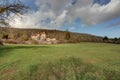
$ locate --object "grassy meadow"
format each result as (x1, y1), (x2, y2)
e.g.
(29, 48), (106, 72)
(0, 43), (120, 80)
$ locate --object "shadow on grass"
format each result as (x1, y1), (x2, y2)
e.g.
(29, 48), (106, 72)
(0, 45), (49, 57)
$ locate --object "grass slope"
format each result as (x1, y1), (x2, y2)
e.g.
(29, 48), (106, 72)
(0, 43), (120, 80)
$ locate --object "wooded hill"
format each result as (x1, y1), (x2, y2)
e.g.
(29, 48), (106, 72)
(0, 27), (104, 44)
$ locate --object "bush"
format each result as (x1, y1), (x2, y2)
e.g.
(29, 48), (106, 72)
(0, 40), (3, 46)
(3, 39), (18, 44)
(65, 30), (71, 40)
(30, 40), (39, 44)
(2, 34), (8, 39)
(20, 34), (29, 41)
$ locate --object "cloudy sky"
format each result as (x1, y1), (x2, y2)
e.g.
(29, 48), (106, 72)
(10, 0), (120, 38)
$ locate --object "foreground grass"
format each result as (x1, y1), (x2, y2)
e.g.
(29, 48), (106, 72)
(9, 57), (120, 80)
(0, 43), (120, 80)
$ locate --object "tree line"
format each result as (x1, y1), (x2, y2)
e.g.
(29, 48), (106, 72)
(103, 36), (120, 44)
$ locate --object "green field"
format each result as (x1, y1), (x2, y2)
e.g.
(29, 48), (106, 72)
(0, 43), (120, 80)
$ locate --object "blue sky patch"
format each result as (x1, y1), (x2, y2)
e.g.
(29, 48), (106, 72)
(93, 0), (111, 5)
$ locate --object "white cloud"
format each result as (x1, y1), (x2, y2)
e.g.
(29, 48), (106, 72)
(10, 0), (120, 29)
(70, 0), (120, 25)
(50, 10), (68, 28)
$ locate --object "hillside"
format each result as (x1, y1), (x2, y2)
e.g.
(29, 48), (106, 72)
(0, 27), (103, 44)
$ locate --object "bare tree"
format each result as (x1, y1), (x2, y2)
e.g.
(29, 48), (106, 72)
(0, 0), (28, 45)
(0, 0), (28, 26)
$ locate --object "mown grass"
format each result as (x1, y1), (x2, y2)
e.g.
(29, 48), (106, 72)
(0, 43), (120, 80)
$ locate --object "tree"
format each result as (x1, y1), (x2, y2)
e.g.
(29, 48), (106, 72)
(103, 36), (108, 41)
(113, 37), (118, 41)
(118, 38), (120, 43)
(65, 30), (71, 40)
(0, 0), (28, 45)
(0, 0), (28, 26)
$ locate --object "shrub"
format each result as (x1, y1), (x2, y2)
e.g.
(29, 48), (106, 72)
(3, 39), (18, 44)
(0, 40), (3, 46)
(30, 40), (39, 44)
(65, 30), (71, 40)
(2, 34), (8, 39)
(20, 34), (29, 41)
